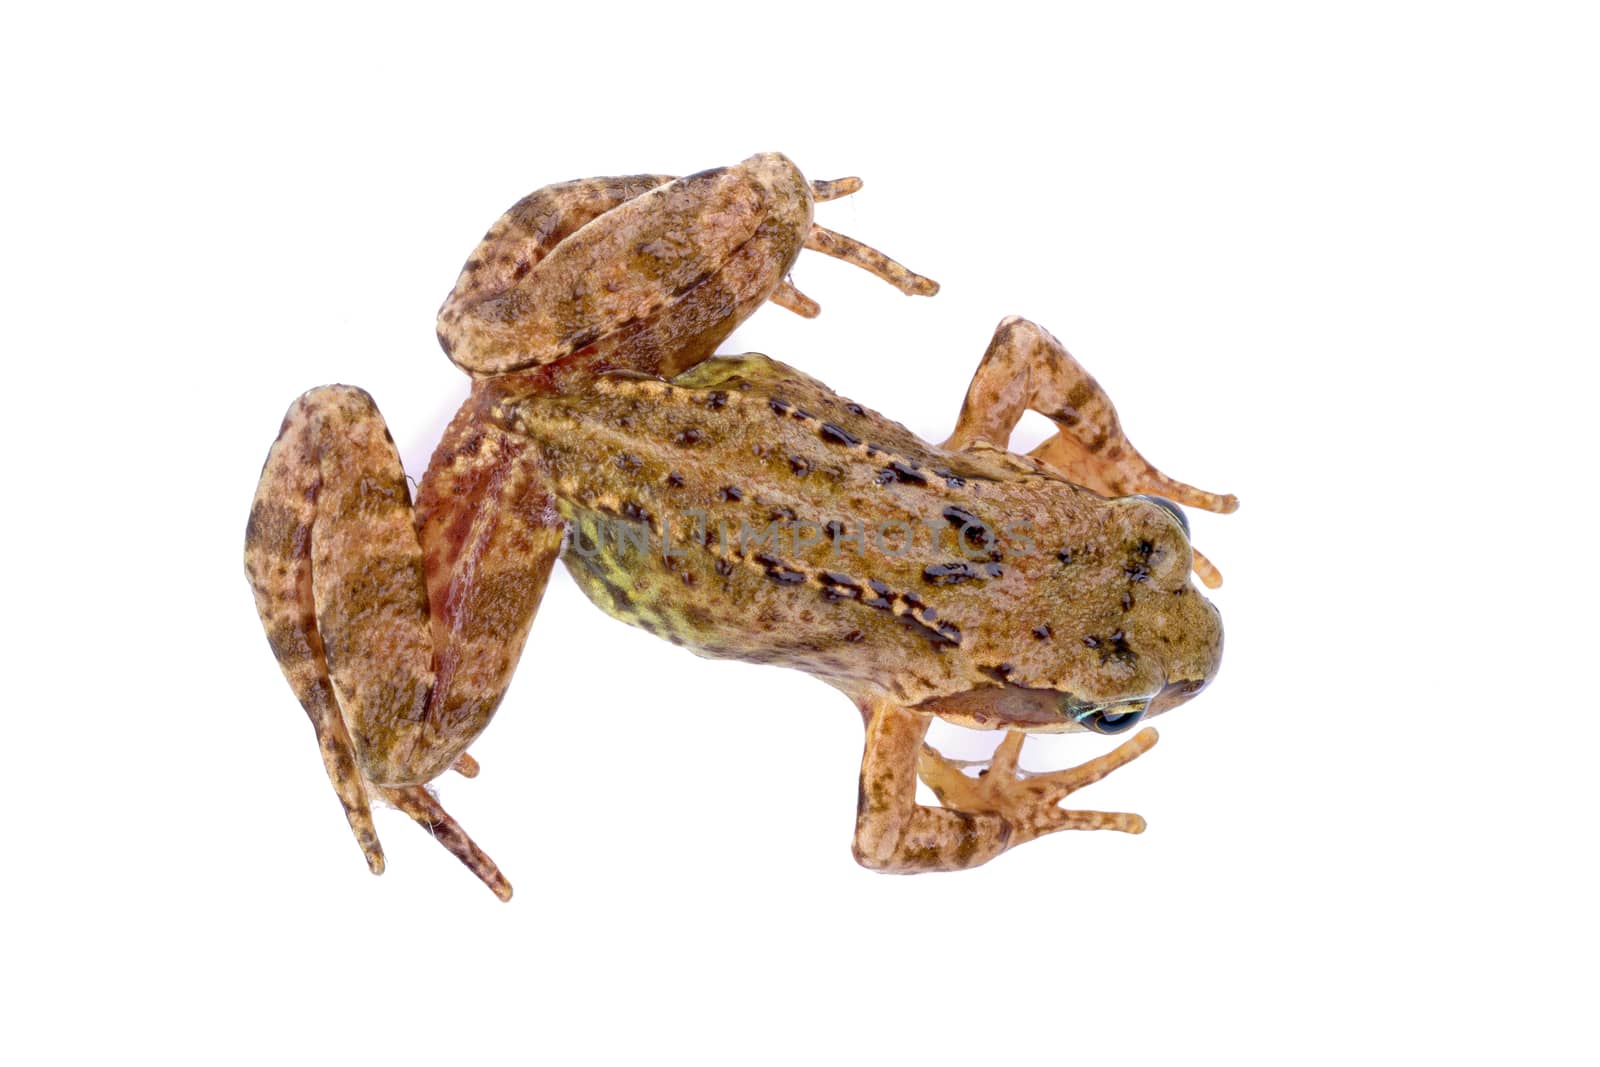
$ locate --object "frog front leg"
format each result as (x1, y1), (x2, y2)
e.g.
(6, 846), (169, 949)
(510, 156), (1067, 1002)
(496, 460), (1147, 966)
(944, 316), (1238, 586)
(245, 385), (560, 899)
(852, 698), (1154, 873)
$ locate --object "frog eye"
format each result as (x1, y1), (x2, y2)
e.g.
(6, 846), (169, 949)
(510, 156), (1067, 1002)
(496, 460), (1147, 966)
(1062, 696), (1150, 735)
(1133, 495), (1190, 538)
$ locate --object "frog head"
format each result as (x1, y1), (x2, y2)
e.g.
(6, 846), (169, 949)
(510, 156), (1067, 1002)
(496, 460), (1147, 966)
(1055, 494), (1224, 735)
(915, 493), (1223, 736)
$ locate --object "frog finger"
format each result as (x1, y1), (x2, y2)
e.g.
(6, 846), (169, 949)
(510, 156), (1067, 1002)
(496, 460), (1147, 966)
(988, 731), (1026, 778)
(917, 742), (987, 812)
(1046, 809), (1147, 834)
(1032, 430), (1241, 516)
(809, 176), (863, 202)
(771, 279), (821, 318)
(1022, 727), (1160, 801)
(1190, 546), (1224, 590)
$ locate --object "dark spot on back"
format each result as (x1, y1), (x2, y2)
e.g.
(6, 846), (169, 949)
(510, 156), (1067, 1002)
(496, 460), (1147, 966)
(820, 423), (860, 447)
(820, 571), (861, 592)
(862, 578), (893, 610)
(923, 562), (979, 585)
(944, 506), (995, 552)
(882, 462), (927, 486)
(753, 553), (805, 584)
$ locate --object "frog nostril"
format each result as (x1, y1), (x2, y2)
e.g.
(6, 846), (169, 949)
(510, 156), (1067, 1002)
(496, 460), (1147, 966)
(1133, 495), (1190, 538)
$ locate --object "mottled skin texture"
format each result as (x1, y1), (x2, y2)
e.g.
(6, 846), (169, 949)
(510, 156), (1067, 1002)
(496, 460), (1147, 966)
(245, 153), (1237, 898)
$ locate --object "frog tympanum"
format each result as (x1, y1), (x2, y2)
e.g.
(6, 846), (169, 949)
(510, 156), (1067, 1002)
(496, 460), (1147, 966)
(245, 154), (1237, 899)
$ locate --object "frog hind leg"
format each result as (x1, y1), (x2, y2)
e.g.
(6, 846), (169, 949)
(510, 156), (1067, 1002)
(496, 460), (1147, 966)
(245, 385), (562, 900)
(437, 160), (939, 381)
(851, 697), (1155, 873)
(435, 173), (677, 376)
(943, 316), (1238, 587)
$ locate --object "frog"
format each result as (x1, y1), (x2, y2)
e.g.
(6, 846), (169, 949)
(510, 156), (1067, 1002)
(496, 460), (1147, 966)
(245, 152), (1237, 900)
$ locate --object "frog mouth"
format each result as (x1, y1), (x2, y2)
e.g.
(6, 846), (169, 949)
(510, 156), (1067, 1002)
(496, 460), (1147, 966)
(1146, 677), (1210, 717)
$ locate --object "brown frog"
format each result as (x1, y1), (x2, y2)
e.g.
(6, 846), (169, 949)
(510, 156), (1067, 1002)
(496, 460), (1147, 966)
(245, 153), (1237, 899)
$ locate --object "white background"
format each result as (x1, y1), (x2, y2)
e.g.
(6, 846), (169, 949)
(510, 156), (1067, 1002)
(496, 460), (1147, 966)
(4, 2), (1596, 1063)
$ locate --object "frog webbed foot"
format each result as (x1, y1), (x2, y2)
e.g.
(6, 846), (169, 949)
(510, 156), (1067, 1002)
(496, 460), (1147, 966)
(917, 729), (1155, 845)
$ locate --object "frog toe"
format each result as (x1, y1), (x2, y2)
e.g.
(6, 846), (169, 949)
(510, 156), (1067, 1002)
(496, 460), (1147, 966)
(380, 785), (513, 902)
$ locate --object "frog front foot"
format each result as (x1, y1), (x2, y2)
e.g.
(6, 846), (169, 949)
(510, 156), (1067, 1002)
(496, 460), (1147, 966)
(945, 315), (1238, 587)
(917, 729), (1154, 845)
(852, 699), (1155, 873)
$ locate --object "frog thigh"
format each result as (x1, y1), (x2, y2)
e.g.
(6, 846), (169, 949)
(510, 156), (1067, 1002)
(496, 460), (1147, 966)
(943, 316), (1238, 585)
(436, 173), (675, 375)
(438, 157), (939, 381)
(437, 164), (793, 378)
(245, 385), (560, 900)
(852, 697), (1156, 873)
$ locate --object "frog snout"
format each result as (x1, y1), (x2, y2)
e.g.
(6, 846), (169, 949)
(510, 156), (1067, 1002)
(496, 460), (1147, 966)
(1148, 675), (1210, 717)
(1147, 596), (1224, 717)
